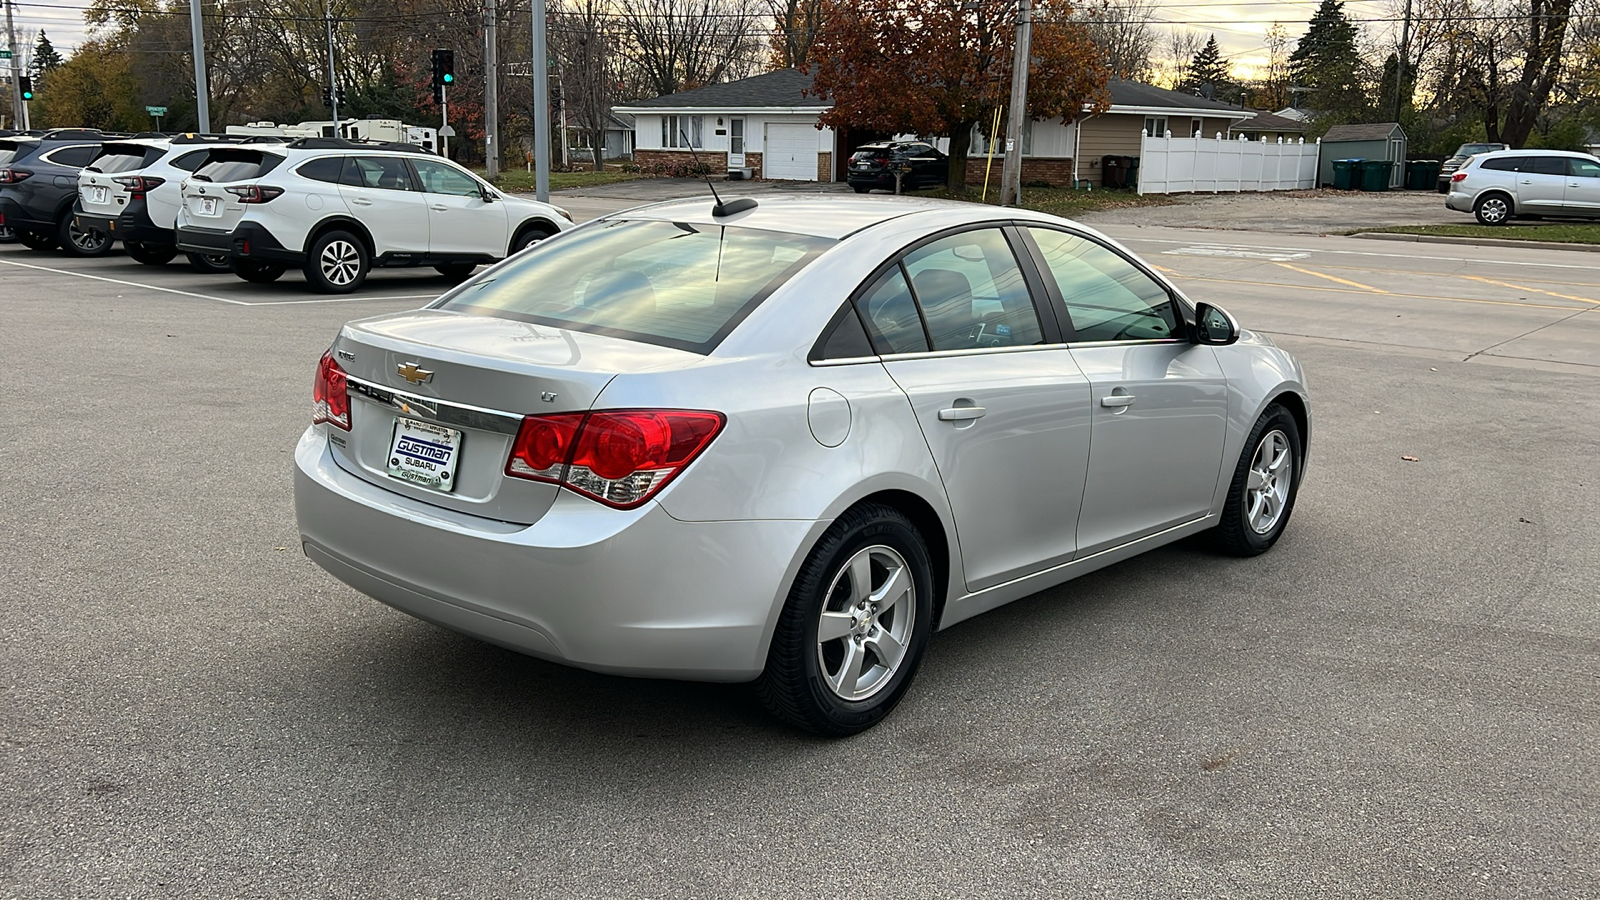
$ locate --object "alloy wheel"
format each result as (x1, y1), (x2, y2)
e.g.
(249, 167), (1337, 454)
(815, 544), (916, 701)
(1245, 429), (1293, 535)
(319, 240), (361, 286)
(70, 222), (108, 253)
(1478, 197), (1508, 224)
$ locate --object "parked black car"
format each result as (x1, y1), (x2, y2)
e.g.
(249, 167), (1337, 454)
(846, 141), (950, 193)
(1437, 142), (1511, 193)
(0, 129), (124, 256)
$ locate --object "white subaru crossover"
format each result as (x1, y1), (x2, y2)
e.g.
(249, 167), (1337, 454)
(174, 138), (571, 292)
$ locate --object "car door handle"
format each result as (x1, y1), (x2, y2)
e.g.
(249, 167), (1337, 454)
(938, 406), (986, 421)
(1101, 394), (1136, 408)
(431, 204), (449, 211)
(350, 197), (372, 206)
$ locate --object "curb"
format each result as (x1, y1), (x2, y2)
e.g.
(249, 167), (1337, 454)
(1351, 232), (1600, 254)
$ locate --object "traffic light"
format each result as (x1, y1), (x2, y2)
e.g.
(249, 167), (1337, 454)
(430, 48), (454, 104)
(19, 76), (33, 101)
(336, 88), (345, 105)
(321, 86), (333, 108)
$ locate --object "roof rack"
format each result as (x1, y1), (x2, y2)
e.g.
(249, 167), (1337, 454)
(167, 133), (292, 145)
(284, 136), (433, 154)
(40, 128), (139, 141)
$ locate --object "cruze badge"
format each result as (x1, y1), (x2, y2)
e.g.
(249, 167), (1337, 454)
(397, 362), (434, 385)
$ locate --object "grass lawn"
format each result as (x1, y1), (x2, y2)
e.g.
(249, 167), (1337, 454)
(478, 168), (643, 192)
(1362, 223), (1600, 245)
(923, 185), (1174, 217)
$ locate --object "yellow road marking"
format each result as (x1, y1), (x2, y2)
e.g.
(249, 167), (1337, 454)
(1461, 275), (1600, 306)
(1164, 272), (1580, 312)
(1274, 262), (1390, 294)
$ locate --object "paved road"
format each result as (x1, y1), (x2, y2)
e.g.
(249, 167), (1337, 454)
(1, 222), (1596, 898)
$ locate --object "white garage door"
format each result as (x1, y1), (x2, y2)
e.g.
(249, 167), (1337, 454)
(764, 124), (819, 181)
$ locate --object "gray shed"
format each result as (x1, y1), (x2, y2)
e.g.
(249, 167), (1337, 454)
(1317, 122), (1407, 188)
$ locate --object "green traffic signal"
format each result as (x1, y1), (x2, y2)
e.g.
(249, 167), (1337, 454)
(442, 73), (453, 84)
(19, 75), (33, 100)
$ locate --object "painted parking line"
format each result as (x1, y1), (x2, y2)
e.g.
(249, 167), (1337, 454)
(245, 293), (440, 306)
(1160, 272), (1582, 312)
(0, 257), (440, 307)
(1163, 244), (1311, 262)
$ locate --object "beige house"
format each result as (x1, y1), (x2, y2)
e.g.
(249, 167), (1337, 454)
(619, 72), (1253, 187)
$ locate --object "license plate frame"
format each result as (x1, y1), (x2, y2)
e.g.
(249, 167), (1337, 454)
(91, 186), (108, 204)
(386, 417), (462, 493)
(199, 197), (219, 217)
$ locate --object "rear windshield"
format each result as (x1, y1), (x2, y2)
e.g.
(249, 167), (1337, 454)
(851, 148), (889, 160)
(1459, 144), (1502, 156)
(88, 145), (162, 174)
(436, 220), (833, 354)
(0, 140), (31, 166)
(193, 150), (283, 182)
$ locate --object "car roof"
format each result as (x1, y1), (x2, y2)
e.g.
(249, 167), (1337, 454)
(605, 194), (1067, 241)
(1476, 148), (1593, 158)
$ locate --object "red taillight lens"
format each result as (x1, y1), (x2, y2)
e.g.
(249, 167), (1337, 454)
(113, 175), (166, 198)
(225, 184), (284, 203)
(1452, 172), (1468, 182)
(312, 351), (351, 430)
(505, 409), (724, 508)
(0, 168), (31, 184)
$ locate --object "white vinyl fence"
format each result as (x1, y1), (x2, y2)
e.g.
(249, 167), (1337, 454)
(1137, 132), (1320, 195)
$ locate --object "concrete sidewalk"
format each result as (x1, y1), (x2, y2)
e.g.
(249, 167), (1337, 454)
(1074, 188), (1461, 233)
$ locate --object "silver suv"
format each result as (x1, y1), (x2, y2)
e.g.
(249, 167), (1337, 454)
(1444, 149), (1600, 225)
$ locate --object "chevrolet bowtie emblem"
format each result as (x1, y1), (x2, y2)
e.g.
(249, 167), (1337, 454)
(397, 362), (434, 385)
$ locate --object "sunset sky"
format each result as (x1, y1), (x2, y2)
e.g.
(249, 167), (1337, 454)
(7, 0), (1407, 84)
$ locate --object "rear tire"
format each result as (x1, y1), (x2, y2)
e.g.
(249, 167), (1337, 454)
(0, 225), (16, 243)
(303, 230), (368, 293)
(852, 184), (871, 194)
(233, 259), (287, 284)
(1474, 193), (1512, 226)
(186, 252), (233, 273)
(18, 229), (59, 251)
(125, 241), (178, 265)
(1212, 404), (1303, 557)
(755, 503), (934, 736)
(58, 212), (115, 257)
(434, 263), (477, 283)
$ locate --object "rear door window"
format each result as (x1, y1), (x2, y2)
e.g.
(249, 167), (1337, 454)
(900, 228), (1043, 351)
(1526, 157), (1568, 176)
(438, 220), (832, 354)
(43, 145), (100, 168)
(855, 266), (930, 354)
(349, 156), (416, 191)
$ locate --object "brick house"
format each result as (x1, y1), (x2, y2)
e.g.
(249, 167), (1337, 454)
(617, 71), (1254, 187)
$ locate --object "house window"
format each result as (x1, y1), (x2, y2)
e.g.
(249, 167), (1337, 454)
(1144, 116), (1168, 137)
(1191, 119), (1203, 137)
(568, 130), (594, 150)
(661, 114), (704, 149)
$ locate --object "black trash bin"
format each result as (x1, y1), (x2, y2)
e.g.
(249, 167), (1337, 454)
(1102, 155), (1126, 189)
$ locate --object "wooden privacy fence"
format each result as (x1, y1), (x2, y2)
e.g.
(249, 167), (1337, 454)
(1136, 132), (1321, 194)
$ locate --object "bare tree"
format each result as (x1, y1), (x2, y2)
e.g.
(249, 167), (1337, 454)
(552, 0), (618, 170)
(767, 0), (824, 69)
(1079, 0), (1157, 81)
(1157, 27), (1205, 91)
(1455, 0), (1576, 145)
(619, 0), (766, 98)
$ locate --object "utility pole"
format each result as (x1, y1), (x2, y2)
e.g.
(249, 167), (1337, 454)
(189, 0), (210, 132)
(999, 0), (1032, 207)
(4, 0), (26, 130)
(531, 0), (550, 201)
(325, 1), (340, 130)
(1395, 0), (1412, 122)
(484, 0), (499, 178)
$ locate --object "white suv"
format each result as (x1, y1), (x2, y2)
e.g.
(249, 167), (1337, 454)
(174, 138), (572, 292)
(1444, 149), (1600, 225)
(76, 135), (285, 272)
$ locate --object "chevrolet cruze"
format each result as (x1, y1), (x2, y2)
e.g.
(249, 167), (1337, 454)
(294, 195), (1311, 734)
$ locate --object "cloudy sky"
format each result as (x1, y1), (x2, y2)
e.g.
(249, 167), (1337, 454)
(7, 0), (1405, 81)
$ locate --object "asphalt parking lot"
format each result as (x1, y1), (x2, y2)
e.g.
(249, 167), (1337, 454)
(2, 214), (1597, 897)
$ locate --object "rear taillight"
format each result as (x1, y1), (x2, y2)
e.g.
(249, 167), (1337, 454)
(1452, 172), (1468, 182)
(312, 351), (351, 430)
(0, 168), (31, 184)
(225, 185), (284, 203)
(113, 175), (166, 198)
(506, 409), (724, 508)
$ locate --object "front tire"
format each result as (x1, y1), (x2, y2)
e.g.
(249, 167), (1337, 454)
(755, 503), (935, 736)
(233, 259), (287, 284)
(1213, 404), (1303, 557)
(303, 230), (368, 293)
(186, 252), (233, 273)
(434, 263), (477, 283)
(1474, 193), (1512, 226)
(58, 213), (115, 257)
(125, 241), (178, 265)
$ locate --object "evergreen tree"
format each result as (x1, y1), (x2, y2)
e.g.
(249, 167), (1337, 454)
(1288, 0), (1366, 120)
(1187, 35), (1231, 99)
(32, 31), (65, 77)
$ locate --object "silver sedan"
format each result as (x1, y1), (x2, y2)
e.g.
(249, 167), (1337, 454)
(294, 195), (1310, 735)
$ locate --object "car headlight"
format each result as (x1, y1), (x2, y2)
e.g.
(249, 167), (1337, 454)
(553, 205), (572, 221)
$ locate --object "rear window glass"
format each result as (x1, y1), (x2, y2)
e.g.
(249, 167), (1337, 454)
(169, 150), (210, 172)
(296, 156), (347, 183)
(89, 147), (158, 174)
(43, 145), (100, 168)
(0, 141), (26, 166)
(437, 220), (833, 354)
(194, 151), (283, 182)
(1480, 158), (1519, 172)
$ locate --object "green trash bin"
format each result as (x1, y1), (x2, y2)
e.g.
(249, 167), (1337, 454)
(1358, 160), (1393, 192)
(1332, 158), (1360, 190)
(1412, 160), (1442, 190)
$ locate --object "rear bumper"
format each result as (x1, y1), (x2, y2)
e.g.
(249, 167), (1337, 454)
(0, 195), (52, 232)
(175, 221), (298, 262)
(75, 200), (171, 244)
(1444, 192), (1472, 212)
(293, 427), (810, 682)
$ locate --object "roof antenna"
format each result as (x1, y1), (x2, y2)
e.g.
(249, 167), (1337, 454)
(683, 129), (757, 217)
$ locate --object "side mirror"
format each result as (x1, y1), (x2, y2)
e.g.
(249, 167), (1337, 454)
(480, 186), (498, 202)
(1194, 302), (1240, 345)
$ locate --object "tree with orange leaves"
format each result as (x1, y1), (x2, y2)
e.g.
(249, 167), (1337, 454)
(810, 0), (1110, 190)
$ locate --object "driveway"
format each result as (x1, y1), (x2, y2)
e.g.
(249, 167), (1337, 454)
(1075, 189), (1461, 233)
